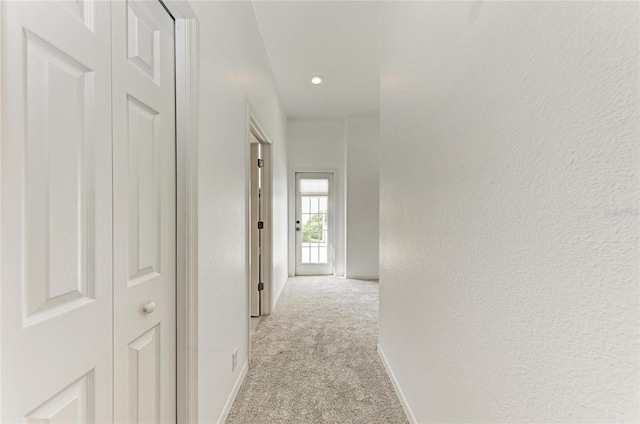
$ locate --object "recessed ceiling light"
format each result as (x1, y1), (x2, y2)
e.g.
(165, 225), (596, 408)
(311, 76), (323, 85)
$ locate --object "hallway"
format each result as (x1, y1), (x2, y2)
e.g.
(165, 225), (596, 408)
(226, 277), (407, 423)
(0, 1), (637, 422)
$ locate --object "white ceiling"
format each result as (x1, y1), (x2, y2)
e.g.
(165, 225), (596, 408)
(252, 1), (380, 119)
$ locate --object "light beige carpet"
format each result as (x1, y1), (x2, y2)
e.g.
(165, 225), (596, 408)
(226, 276), (408, 424)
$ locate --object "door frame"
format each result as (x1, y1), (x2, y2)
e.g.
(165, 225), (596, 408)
(246, 105), (274, 316)
(289, 168), (337, 276)
(0, 4), (4, 418)
(246, 104), (274, 361)
(157, 2), (199, 423)
(249, 129), (272, 318)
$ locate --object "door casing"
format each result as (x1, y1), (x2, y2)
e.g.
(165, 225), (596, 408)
(160, 2), (199, 423)
(288, 168), (339, 277)
(291, 170), (336, 276)
(246, 106), (274, 365)
(249, 137), (272, 318)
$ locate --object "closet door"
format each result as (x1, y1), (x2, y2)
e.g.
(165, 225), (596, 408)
(111, 1), (177, 422)
(0, 1), (114, 422)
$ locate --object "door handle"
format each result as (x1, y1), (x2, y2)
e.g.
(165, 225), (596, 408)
(296, 220), (300, 231)
(142, 301), (156, 314)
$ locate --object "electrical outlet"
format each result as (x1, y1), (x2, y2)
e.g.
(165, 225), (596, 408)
(232, 348), (238, 371)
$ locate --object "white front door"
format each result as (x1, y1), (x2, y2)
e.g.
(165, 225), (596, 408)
(1, 1), (114, 421)
(295, 173), (334, 275)
(111, 1), (176, 422)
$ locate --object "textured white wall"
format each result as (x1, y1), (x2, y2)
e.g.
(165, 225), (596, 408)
(191, 2), (288, 422)
(379, 2), (639, 422)
(287, 119), (347, 276)
(346, 116), (379, 278)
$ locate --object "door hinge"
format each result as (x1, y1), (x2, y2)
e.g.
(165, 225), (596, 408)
(257, 221), (264, 229)
(258, 282), (264, 291)
(257, 159), (264, 168)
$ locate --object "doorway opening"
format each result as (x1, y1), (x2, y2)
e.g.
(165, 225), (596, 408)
(249, 122), (272, 326)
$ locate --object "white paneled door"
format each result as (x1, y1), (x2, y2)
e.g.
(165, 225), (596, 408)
(1, 0), (177, 422)
(111, 1), (176, 423)
(1, 1), (114, 422)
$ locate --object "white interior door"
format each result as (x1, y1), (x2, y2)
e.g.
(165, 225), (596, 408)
(250, 142), (262, 317)
(295, 173), (334, 275)
(111, 1), (176, 422)
(1, 1), (114, 422)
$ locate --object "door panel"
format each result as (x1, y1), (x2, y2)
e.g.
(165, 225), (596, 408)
(128, 325), (161, 423)
(295, 173), (334, 275)
(25, 371), (94, 423)
(112, 0), (176, 422)
(1, 1), (113, 421)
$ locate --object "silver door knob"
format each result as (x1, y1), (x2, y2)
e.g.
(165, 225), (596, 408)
(143, 301), (156, 314)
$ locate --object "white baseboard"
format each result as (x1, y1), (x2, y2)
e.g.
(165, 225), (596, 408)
(377, 344), (418, 424)
(272, 277), (289, 311)
(217, 360), (249, 424)
(346, 274), (379, 280)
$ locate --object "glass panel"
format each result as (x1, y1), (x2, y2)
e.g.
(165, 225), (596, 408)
(310, 247), (319, 263)
(301, 196), (327, 244)
(319, 247), (327, 263)
(299, 179), (329, 195)
(319, 196), (328, 213)
(302, 211), (318, 243)
(298, 179), (331, 267)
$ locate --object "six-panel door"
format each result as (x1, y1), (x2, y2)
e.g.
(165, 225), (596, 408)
(1, 1), (114, 421)
(1, 0), (177, 422)
(111, 1), (177, 422)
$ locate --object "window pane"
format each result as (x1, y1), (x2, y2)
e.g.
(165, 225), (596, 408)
(302, 246), (310, 264)
(301, 196), (310, 213)
(319, 196), (328, 213)
(310, 247), (319, 263)
(319, 247), (327, 263)
(310, 197), (318, 213)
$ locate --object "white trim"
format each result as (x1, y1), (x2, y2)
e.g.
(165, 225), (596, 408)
(289, 168), (339, 276)
(217, 360), (249, 424)
(345, 275), (379, 281)
(377, 344), (418, 424)
(0, 3), (4, 419)
(246, 103), (275, 368)
(246, 102), (275, 316)
(272, 276), (289, 309)
(164, 2), (199, 423)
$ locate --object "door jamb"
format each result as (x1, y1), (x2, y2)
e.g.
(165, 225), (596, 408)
(246, 104), (274, 361)
(160, 1), (199, 423)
